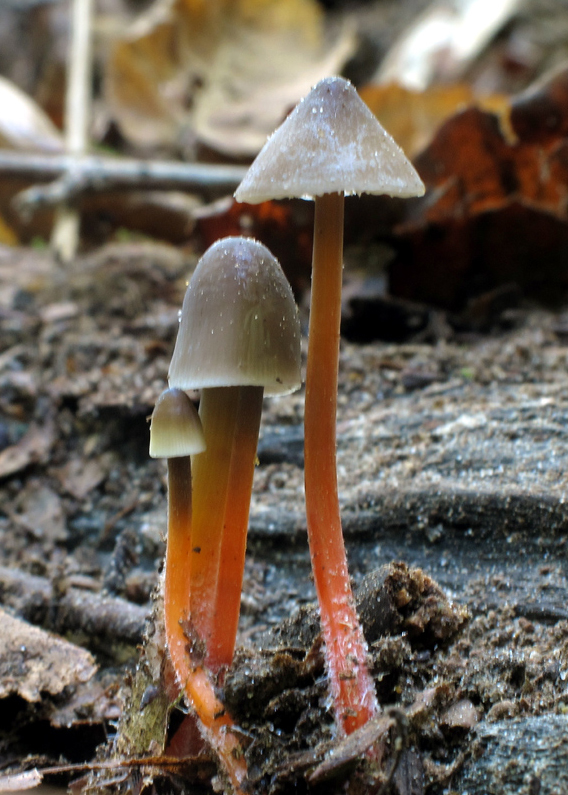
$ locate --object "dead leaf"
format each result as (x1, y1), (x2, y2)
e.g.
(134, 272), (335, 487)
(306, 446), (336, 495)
(391, 67), (568, 310)
(0, 769), (43, 793)
(105, 0), (354, 156)
(0, 421), (55, 479)
(196, 198), (312, 294)
(373, 0), (522, 90)
(0, 609), (97, 703)
(510, 60), (568, 145)
(0, 76), (64, 153)
(360, 82), (508, 159)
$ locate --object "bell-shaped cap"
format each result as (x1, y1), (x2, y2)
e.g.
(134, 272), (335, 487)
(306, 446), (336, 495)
(168, 237), (301, 397)
(234, 76), (425, 203)
(149, 388), (206, 458)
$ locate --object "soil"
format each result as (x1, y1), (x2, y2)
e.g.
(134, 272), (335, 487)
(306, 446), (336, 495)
(1, 242), (568, 795)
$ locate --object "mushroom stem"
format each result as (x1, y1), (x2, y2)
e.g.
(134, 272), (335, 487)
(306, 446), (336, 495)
(164, 456), (248, 793)
(305, 191), (379, 735)
(164, 456), (193, 665)
(190, 385), (264, 671)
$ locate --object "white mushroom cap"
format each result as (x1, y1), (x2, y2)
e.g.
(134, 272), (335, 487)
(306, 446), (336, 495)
(234, 76), (425, 203)
(168, 237), (301, 397)
(149, 388), (206, 458)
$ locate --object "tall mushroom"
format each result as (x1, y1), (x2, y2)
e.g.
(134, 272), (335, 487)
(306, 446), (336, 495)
(234, 76), (425, 735)
(169, 236), (301, 673)
(149, 388), (247, 793)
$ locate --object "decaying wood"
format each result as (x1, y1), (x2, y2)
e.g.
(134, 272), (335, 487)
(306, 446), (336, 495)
(458, 715), (568, 794)
(0, 566), (148, 647)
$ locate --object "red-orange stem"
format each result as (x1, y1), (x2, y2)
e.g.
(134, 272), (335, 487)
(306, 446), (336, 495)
(190, 386), (263, 672)
(304, 192), (379, 735)
(209, 386), (263, 667)
(164, 457), (247, 793)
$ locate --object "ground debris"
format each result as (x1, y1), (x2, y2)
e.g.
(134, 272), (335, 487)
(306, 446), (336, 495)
(0, 608), (96, 702)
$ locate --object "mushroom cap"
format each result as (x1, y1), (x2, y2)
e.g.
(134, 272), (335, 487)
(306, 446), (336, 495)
(168, 237), (301, 396)
(149, 388), (206, 458)
(234, 76), (425, 203)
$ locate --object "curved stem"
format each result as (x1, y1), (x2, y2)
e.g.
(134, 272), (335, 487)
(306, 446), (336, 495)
(190, 386), (263, 671)
(304, 192), (379, 735)
(164, 457), (247, 793)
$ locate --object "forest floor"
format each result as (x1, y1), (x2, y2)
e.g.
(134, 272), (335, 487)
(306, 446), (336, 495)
(1, 242), (568, 794)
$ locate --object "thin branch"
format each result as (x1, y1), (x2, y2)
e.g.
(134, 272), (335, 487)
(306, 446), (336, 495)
(51, 0), (95, 262)
(3, 150), (248, 216)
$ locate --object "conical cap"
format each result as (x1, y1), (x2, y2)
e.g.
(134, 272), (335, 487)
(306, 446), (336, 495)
(235, 76), (425, 203)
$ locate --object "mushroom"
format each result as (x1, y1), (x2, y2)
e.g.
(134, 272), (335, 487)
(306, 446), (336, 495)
(234, 76), (425, 735)
(169, 236), (301, 673)
(149, 387), (247, 793)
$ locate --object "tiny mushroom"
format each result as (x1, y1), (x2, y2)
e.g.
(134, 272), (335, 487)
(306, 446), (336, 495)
(169, 236), (301, 673)
(235, 76), (425, 736)
(149, 387), (247, 793)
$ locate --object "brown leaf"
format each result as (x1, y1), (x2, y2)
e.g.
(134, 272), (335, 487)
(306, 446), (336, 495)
(360, 82), (508, 159)
(391, 68), (568, 310)
(105, 0), (354, 156)
(510, 62), (568, 145)
(196, 199), (312, 294)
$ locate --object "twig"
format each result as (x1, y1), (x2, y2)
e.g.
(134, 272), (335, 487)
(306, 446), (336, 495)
(5, 151), (248, 216)
(51, 0), (94, 262)
(0, 565), (149, 646)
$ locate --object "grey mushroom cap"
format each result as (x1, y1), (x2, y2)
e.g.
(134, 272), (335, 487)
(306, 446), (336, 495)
(149, 388), (206, 458)
(168, 237), (301, 397)
(234, 75), (425, 203)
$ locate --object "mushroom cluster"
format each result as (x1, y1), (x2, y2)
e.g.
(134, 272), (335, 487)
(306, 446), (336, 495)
(169, 236), (301, 672)
(150, 76), (424, 791)
(150, 237), (301, 789)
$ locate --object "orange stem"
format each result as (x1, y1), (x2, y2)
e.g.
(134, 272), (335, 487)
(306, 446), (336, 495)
(209, 386), (263, 668)
(304, 192), (379, 735)
(164, 457), (248, 793)
(190, 386), (263, 671)
(189, 388), (239, 648)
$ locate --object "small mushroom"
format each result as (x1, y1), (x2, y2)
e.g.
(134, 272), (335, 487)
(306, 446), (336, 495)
(169, 236), (301, 672)
(149, 388), (247, 793)
(235, 76), (425, 735)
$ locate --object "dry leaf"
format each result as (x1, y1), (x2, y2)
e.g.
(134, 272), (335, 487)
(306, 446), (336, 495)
(105, 0), (354, 156)
(0, 76), (63, 153)
(196, 199), (312, 294)
(0, 769), (43, 793)
(0, 609), (97, 703)
(374, 0), (522, 90)
(391, 67), (568, 309)
(360, 82), (508, 159)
